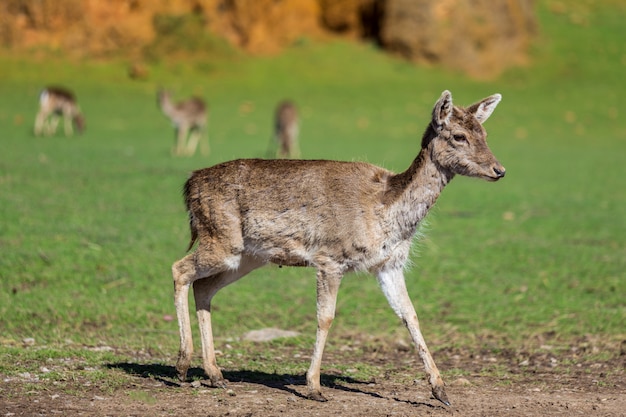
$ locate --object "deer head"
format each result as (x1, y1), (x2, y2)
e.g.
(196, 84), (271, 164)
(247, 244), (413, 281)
(74, 114), (85, 134)
(425, 90), (505, 181)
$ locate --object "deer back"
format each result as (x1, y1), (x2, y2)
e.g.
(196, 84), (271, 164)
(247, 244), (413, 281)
(40, 87), (78, 113)
(158, 89), (206, 127)
(185, 159), (391, 269)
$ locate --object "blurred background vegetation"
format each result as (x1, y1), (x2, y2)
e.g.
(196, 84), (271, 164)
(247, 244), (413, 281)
(0, 0), (537, 78)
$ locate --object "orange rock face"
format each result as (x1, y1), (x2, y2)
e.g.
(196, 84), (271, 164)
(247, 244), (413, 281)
(379, 0), (536, 78)
(0, 0), (535, 76)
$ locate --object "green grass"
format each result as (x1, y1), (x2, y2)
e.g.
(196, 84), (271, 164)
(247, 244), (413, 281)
(0, 0), (624, 389)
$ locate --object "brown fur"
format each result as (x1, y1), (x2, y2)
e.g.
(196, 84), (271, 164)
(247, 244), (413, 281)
(172, 90), (505, 406)
(273, 100), (300, 158)
(34, 86), (85, 137)
(157, 90), (208, 156)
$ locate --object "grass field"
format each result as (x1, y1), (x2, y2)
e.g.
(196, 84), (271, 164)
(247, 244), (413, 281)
(0, 0), (624, 392)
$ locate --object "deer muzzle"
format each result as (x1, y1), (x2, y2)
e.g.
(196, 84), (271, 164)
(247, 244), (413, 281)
(493, 166), (506, 179)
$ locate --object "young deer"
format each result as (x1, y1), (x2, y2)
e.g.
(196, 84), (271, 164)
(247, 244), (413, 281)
(172, 91), (506, 406)
(157, 90), (208, 156)
(34, 86), (85, 137)
(273, 100), (300, 158)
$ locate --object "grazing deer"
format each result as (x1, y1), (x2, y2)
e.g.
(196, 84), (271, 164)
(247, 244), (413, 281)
(273, 100), (300, 158)
(172, 91), (506, 406)
(34, 86), (85, 137)
(157, 89), (208, 156)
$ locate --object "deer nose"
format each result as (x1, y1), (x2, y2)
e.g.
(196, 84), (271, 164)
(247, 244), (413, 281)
(493, 166), (506, 178)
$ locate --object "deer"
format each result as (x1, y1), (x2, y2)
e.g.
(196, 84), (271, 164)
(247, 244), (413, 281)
(272, 100), (300, 158)
(171, 90), (506, 406)
(157, 89), (208, 156)
(34, 86), (85, 137)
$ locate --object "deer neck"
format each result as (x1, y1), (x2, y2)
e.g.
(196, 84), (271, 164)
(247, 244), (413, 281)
(383, 127), (454, 239)
(159, 95), (176, 117)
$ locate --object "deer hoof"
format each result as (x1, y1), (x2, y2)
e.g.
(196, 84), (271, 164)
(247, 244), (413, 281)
(307, 390), (328, 402)
(432, 385), (450, 406)
(176, 367), (188, 382)
(199, 378), (227, 389)
(213, 379), (228, 389)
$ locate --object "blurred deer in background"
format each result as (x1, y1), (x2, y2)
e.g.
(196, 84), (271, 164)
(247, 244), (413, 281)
(34, 86), (85, 137)
(272, 100), (300, 158)
(157, 89), (208, 156)
(172, 90), (506, 406)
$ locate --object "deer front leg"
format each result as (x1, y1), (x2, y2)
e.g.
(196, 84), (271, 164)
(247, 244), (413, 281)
(377, 268), (450, 406)
(174, 124), (189, 156)
(34, 111), (47, 136)
(306, 268), (342, 401)
(63, 113), (73, 136)
(185, 129), (201, 156)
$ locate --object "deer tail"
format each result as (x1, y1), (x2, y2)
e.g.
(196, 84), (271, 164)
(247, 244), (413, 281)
(186, 219), (198, 252)
(183, 177), (199, 252)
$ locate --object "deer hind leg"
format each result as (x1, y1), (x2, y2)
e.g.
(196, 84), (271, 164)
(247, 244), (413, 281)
(185, 128), (201, 156)
(288, 125), (300, 158)
(277, 134), (290, 159)
(199, 127), (210, 156)
(192, 255), (265, 387)
(172, 248), (243, 381)
(306, 267), (343, 401)
(377, 268), (450, 406)
(290, 141), (301, 159)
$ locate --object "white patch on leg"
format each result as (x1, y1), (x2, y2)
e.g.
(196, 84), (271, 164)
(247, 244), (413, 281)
(376, 268), (410, 318)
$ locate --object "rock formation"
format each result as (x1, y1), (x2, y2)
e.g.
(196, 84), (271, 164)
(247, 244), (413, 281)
(0, 0), (536, 77)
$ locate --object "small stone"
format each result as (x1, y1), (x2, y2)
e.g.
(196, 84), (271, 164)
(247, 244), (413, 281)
(395, 338), (411, 352)
(243, 328), (299, 342)
(451, 378), (471, 386)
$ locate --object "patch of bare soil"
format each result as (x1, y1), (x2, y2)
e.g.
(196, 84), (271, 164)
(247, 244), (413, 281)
(1, 346), (624, 416)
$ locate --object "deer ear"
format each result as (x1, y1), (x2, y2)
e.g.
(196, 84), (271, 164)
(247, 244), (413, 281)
(471, 94), (502, 124)
(432, 90), (453, 128)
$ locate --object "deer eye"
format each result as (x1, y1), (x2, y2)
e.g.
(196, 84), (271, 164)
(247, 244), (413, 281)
(452, 133), (467, 143)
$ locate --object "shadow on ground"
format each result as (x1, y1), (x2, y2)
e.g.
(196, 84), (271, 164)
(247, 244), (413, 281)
(106, 362), (438, 408)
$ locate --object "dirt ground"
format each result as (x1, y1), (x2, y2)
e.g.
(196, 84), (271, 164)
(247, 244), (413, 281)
(2, 343), (624, 416)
